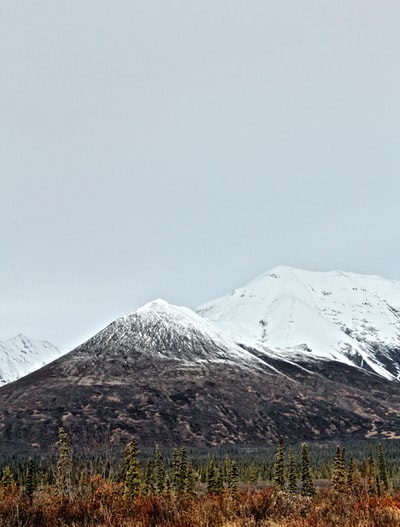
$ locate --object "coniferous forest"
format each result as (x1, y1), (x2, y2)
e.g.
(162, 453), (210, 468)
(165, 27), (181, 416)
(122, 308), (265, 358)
(1, 429), (400, 525)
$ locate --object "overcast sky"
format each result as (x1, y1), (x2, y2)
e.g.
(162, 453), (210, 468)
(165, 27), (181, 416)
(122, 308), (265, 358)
(1, 1), (400, 349)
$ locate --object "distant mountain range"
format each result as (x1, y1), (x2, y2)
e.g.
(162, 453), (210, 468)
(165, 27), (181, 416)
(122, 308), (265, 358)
(0, 334), (61, 385)
(1, 266), (400, 454)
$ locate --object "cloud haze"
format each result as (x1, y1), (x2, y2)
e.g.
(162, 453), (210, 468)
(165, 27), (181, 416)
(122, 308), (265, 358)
(1, 1), (400, 348)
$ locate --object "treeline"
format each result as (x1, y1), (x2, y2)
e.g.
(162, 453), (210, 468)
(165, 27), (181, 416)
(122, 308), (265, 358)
(0, 430), (400, 526)
(0, 429), (399, 498)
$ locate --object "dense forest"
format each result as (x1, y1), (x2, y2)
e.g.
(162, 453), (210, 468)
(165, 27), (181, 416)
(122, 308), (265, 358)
(1, 429), (400, 526)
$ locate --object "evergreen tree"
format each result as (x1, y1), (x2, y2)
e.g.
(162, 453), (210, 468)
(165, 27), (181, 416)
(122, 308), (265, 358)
(227, 460), (239, 497)
(216, 465), (224, 494)
(273, 436), (286, 491)
(171, 448), (180, 494)
(55, 426), (72, 497)
(25, 457), (36, 503)
(331, 446), (347, 494)
(178, 447), (188, 494)
(300, 443), (315, 497)
(287, 447), (298, 494)
(164, 474), (172, 494)
(206, 459), (221, 495)
(123, 436), (141, 500)
(246, 462), (259, 484)
(377, 443), (389, 492)
(366, 449), (377, 496)
(376, 472), (382, 497)
(347, 456), (361, 495)
(223, 455), (232, 483)
(184, 462), (197, 496)
(143, 457), (155, 494)
(154, 446), (166, 494)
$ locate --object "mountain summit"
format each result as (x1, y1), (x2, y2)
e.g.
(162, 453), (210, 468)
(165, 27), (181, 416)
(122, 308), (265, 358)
(197, 266), (400, 380)
(0, 266), (400, 453)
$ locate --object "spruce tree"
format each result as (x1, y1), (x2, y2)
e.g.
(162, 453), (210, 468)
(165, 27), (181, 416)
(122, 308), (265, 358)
(273, 436), (286, 491)
(300, 443), (315, 497)
(178, 447), (188, 494)
(25, 457), (36, 504)
(55, 426), (72, 497)
(377, 443), (389, 492)
(154, 446), (166, 494)
(347, 456), (359, 494)
(143, 457), (155, 494)
(123, 436), (141, 500)
(287, 447), (298, 494)
(171, 448), (180, 494)
(331, 446), (347, 494)
(164, 474), (172, 494)
(216, 465), (224, 494)
(206, 459), (219, 495)
(184, 462), (197, 496)
(227, 460), (239, 497)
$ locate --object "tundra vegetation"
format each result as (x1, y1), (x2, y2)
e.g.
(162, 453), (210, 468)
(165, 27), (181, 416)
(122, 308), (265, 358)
(1, 429), (400, 526)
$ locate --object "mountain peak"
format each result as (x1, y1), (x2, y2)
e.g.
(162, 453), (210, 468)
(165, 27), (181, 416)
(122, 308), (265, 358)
(135, 298), (176, 314)
(197, 266), (400, 380)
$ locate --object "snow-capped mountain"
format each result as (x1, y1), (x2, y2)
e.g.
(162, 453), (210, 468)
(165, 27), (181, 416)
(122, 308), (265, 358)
(5, 289), (400, 454)
(85, 298), (268, 369)
(54, 298), (276, 383)
(1, 265), (400, 454)
(197, 266), (400, 381)
(0, 334), (62, 385)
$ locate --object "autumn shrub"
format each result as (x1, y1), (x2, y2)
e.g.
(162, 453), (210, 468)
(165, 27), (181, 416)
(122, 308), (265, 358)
(234, 487), (274, 526)
(1, 481), (400, 527)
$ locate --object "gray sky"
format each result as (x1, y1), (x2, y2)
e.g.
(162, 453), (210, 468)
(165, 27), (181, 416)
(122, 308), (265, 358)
(1, 1), (400, 349)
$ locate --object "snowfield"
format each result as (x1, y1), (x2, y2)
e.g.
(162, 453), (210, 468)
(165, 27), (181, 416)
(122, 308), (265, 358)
(0, 335), (62, 385)
(196, 266), (400, 381)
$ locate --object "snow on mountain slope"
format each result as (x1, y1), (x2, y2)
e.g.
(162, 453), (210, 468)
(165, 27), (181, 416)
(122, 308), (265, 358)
(77, 298), (272, 373)
(196, 266), (400, 380)
(0, 335), (62, 385)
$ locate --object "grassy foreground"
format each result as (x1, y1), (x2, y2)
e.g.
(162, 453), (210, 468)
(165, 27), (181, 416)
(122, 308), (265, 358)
(1, 433), (400, 526)
(0, 483), (400, 527)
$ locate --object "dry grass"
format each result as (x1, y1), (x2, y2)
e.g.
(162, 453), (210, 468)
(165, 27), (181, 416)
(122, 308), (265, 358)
(0, 483), (400, 527)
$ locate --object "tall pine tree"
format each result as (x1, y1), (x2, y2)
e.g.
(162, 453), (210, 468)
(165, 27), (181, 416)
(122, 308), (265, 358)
(331, 446), (347, 494)
(25, 457), (36, 504)
(300, 443), (315, 497)
(55, 427), (72, 497)
(273, 437), (286, 491)
(143, 457), (155, 494)
(287, 447), (298, 494)
(154, 446), (166, 494)
(123, 436), (141, 500)
(377, 443), (389, 492)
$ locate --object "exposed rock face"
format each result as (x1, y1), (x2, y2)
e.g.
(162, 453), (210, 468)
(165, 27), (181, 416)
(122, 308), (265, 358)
(1, 298), (400, 454)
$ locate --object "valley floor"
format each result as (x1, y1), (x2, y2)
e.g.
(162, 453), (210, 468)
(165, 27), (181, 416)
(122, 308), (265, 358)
(0, 487), (400, 527)
(1, 434), (400, 526)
